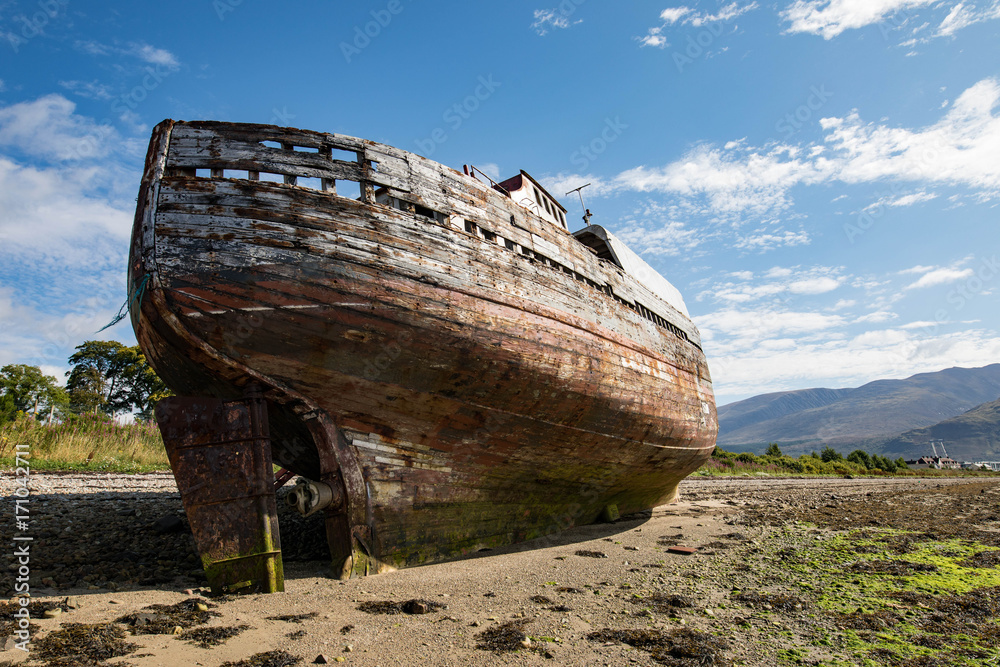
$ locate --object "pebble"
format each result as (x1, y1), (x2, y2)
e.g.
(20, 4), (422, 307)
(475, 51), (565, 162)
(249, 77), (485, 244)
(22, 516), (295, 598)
(42, 608), (62, 618)
(314, 655), (330, 665)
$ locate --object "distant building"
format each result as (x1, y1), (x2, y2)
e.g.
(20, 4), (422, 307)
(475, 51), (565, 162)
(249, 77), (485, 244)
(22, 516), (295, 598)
(904, 456), (959, 470)
(904, 456), (937, 469)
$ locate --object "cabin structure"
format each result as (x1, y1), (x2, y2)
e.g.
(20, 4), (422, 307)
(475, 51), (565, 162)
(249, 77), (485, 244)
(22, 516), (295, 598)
(495, 170), (568, 230)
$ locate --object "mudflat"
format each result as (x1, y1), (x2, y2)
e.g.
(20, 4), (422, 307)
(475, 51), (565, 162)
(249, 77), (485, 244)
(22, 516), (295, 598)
(2, 474), (998, 666)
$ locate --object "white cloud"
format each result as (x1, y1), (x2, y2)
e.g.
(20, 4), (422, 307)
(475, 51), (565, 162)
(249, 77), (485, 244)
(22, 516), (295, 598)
(58, 80), (115, 101)
(905, 267), (975, 289)
(734, 230), (811, 251)
(132, 43), (180, 68)
(709, 328), (1000, 403)
(855, 310), (898, 323)
(780, 0), (936, 39)
(865, 189), (938, 211)
(639, 3), (759, 47)
(660, 7), (693, 23)
(0, 157), (132, 260)
(614, 143), (827, 216)
(938, 1), (1000, 37)
(698, 266), (844, 303)
(540, 172), (614, 199)
(885, 191), (937, 207)
(477, 162), (501, 181)
(691, 1), (760, 26)
(696, 308), (846, 338)
(780, 0), (1000, 41)
(0, 94), (118, 161)
(615, 219), (700, 257)
(531, 8), (582, 35)
(610, 78), (1000, 221)
(0, 95), (139, 380)
(789, 276), (842, 294)
(639, 34), (669, 48)
(0, 284), (132, 380)
(899, 264), (936, 274)
(74, 40), (180, 70)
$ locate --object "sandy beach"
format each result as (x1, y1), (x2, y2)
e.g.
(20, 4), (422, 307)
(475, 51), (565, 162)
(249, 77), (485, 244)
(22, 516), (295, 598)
(3, 473), (998, 666)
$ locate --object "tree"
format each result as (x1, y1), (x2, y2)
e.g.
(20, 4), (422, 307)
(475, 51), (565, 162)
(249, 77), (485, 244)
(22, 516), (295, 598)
(820, 446), (843, 463)
(847, 449), (873, 469)
(0, 364), (68, 424)
(0, 392), (17, 426)
(66, 341), (171, 417)
(871, 454), (897, 473)
(764, 443), (783, 457)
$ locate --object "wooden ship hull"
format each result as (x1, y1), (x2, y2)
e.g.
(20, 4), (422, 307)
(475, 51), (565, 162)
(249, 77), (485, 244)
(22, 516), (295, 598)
(129, 120), (717, 592)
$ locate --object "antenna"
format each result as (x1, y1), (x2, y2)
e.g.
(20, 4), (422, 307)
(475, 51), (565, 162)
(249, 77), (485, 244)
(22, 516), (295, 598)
(565, 183), (592, 226)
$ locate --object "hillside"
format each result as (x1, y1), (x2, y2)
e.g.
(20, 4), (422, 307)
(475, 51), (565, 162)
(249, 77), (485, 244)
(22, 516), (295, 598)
(717, 363), (1000, 455)
(875, 397), (1000, 462)
(717, 387), (853, 435)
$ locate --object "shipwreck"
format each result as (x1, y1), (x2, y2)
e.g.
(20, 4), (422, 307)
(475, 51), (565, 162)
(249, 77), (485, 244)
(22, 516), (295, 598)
(129, 120), (718, 594)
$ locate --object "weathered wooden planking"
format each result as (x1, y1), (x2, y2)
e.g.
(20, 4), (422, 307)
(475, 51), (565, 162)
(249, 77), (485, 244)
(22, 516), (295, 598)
(131, 119), (717, 573)
(154, 210), (702, 378)
(152, 176), (700, 346)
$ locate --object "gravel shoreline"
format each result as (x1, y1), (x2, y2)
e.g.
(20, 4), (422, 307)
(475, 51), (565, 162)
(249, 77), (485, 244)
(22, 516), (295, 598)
(0, 471), (985, 595)
(2, 471), (997, 666)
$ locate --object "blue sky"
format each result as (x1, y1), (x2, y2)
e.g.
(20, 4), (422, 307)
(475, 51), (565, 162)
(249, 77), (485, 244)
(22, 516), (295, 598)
(0, 0), (998, 405)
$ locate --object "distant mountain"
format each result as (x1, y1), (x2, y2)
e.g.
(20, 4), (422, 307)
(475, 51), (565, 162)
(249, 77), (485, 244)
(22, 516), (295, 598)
(717, 364), (1000, 456)
(875, 397), (1000, 462)
(717, 388), (853, 435)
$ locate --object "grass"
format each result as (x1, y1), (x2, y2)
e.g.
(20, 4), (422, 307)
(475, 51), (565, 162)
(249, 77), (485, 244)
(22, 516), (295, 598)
(697, 447), (999, 479)
(0, 413), (170, 473)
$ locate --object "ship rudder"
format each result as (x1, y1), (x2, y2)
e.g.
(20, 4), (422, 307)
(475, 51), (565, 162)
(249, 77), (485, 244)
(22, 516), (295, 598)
(155, 388), (284, 594)
(301, 410), (379, 579)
